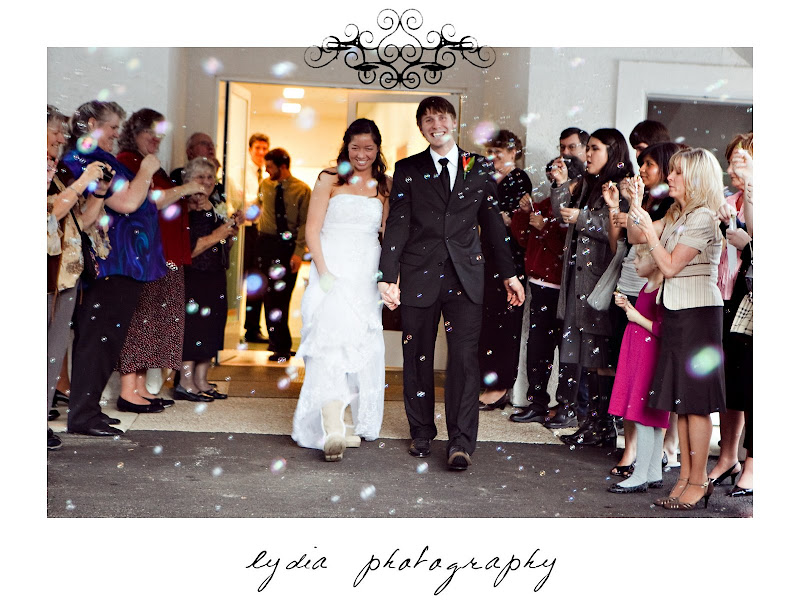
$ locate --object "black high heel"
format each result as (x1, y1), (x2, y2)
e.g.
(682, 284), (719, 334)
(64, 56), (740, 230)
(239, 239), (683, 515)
(52, 390), (70, 407)
(727, 485), (753, 497)
(610, 463), (635, 478)
(711, 461), (741, 486)
(478, 390), (510, 411)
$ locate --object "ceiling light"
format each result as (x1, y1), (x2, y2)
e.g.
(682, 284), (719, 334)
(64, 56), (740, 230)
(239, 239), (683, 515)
(282, 87), (305, 99)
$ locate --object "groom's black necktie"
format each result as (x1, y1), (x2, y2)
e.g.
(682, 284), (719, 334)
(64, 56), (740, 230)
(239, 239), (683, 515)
(438, 158), (451, 200)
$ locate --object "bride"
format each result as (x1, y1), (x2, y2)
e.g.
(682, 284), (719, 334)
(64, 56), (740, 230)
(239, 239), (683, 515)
(292, 119), (393, 461)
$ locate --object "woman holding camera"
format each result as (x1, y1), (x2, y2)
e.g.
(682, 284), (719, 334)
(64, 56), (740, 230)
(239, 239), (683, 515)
(46, 104), (114, 448)
(59, 100), (165, 436)
(178, 157), (242, 400)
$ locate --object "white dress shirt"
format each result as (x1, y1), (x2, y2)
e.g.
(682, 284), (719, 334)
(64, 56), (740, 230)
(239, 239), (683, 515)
(429, 144), (458, 191)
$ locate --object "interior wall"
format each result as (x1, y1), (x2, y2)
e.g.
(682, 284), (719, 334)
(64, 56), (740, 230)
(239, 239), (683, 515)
(523, 47), (751, 197)
(47, 47), (183, 172)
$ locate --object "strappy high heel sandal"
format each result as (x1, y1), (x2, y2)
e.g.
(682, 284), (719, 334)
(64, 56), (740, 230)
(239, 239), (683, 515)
(711, 461), (741, 486)
(654, 477), (688, 507)
(321, 400), (347, 462)
(662, 479), (714, 511)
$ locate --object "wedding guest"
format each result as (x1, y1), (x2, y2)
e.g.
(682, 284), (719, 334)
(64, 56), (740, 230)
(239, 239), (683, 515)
(478, 130), (531, 411)
(243, 133), (271, 343)
(551, 129), (634, 443)
(178, 157), (243, 401)
(606, 245), (667, 492)
(508, 156), (580, 424)
(170, 132), (226, 210)
(46, 104), (113, 448)
(60, 100), (164, 436)
(605, 141), (682, 472)
(709, 133), (754, 496)
(248, 148), (311, 361)
(559, 127), (589, 164)
(627, 147), (726, 510)
(115, 108), (206, 411)
(628, 120), (671, 156)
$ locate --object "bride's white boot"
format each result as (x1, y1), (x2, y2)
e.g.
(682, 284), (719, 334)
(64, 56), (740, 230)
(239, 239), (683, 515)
(345, 424), (361, 448)
(321, 400), (347, 461)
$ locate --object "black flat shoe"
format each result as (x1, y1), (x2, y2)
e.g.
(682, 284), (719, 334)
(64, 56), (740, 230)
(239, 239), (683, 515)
(48, 428), (62, 450)
(610, 463), (635, 478)
(509, 406), (549, 423)
(727, 485), (753, 497)
(116, 397), (165, 413)
(48, 409), (60, 421)
(478, 391), (510, 411)
(174, 385), (215, 402)
(200, 388), (228, 400)
(52, 389), (70, 407)
(149, 397), (175, 407)
(543, 405), (578, 429)
(99, 412), (121, 425)
(68, 423), (123, 436)
(409, 438), (431, 458)
(608, 482), (648, 493)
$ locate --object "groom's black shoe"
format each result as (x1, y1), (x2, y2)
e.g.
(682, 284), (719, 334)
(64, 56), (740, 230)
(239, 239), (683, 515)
(447, 445), (471, 471)
(509, 403), (549, 423)
(409, 438), (431, 457)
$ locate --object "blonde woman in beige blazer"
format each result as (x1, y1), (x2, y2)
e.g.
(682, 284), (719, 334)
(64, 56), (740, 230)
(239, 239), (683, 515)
(627, 148), (726, 511)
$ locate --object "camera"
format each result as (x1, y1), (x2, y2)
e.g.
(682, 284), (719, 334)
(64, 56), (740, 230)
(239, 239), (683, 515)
(100, 164), (114, 182)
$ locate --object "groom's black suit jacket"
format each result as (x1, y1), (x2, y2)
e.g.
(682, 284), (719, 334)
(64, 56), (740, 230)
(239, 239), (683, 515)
(379, 147), (516, 308)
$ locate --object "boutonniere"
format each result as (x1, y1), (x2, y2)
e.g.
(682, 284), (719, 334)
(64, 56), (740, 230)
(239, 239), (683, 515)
(462, 155), (475, 179)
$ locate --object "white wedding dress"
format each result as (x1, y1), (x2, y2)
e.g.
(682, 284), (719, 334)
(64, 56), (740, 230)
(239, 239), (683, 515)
(292, 194), (385, 449)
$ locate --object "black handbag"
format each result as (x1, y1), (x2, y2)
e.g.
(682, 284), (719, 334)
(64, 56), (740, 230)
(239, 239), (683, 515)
(69, 208), (99, 282)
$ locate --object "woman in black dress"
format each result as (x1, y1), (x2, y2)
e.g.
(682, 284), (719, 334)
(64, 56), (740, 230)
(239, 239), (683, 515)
(477, 130), (532, 411)
(177, 157), (244, 401)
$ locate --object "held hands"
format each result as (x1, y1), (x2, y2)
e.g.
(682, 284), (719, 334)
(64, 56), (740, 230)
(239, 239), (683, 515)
(717, 201), (737, 223)
(627, 199), (654, 237)
(378, 281), (400, 310)
(230, 209), (246, 227)
(504, 277), (525, 306)
(560, 207), (579, 224)
(80, 161), (109, 186)
(614, 292), (638, 321)
(726, 227), (751, 250)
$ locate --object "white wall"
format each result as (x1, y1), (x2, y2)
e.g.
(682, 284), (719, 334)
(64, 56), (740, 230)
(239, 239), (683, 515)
(47, 47), (184, 171)
(523, 47), (751, 195)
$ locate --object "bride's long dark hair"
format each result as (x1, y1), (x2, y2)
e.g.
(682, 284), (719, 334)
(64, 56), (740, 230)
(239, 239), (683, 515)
(324, 118), (390, 197)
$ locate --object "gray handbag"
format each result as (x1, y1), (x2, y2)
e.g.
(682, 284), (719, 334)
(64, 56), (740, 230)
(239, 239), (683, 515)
(587, 239), (627, 311)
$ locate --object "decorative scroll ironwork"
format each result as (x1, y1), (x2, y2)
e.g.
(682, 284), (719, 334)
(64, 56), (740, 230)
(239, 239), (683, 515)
(304, 8), (496, 89)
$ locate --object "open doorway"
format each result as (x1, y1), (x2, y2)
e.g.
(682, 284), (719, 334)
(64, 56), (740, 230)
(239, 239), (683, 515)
(215, 81), (460, 368)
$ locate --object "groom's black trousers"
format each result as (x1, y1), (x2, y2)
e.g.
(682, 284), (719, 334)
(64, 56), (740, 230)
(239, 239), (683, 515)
(400, 259), (482, 455)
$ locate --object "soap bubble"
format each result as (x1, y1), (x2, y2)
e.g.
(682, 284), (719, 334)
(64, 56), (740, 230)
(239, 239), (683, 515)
(268, 308), (282, 322)
(271, 61), (297, 77)
(268, 264), (286, 280)
(280, 231), (293, 241)
(330, 495), (341, 503)
(270, 458), (287, 474)
(360, 485), (376, 501)
(77, 135), (97, 154)
(416, 463), (429, 474)
(212, 466), (223, 477)
(472, 120), (497, 145)
(687, 346), (722, 378)
(186, 300), (199, 314)
(245, 273), (266, 296)
(200, 307), (211, 317)
(245, 204), (261, 221)
(194, 403), (207, 414)
(651, 183), (669, 198)
(483, 371), (499, 386)
(337, 161), (352, 175)
(202, 57), (223, 75)
(153, 445), (163, 455)
(162, 203), (181, 221)
(277, 376), (290, 390)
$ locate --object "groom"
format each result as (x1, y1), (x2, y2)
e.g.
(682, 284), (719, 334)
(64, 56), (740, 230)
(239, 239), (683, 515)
(378, 96), (525, 470)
